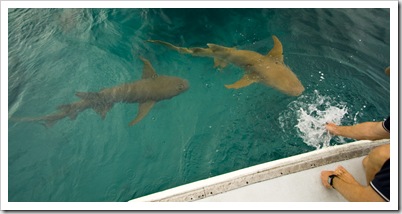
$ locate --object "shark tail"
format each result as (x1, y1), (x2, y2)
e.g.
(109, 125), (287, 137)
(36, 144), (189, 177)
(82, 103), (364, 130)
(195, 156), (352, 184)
(148, 39), (228, 68)
(206, 43), (227, 52)
(75, 92), (113, 119)
(10, 113), (64, 128)
(9, 91), (113, 128)
(147, 39), (213, 56)
(147, 40), (190, 54)
(9, 101), (81, 127)
(75, 92), (100, 101)
(57, 103), (79, 120)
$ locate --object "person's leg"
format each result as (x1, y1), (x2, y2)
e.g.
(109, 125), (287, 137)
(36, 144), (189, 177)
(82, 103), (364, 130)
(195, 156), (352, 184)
(362, 143), (390, 185)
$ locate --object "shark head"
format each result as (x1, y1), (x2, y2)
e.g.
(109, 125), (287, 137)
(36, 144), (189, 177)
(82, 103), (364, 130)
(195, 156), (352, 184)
(127, 57), (190, 126)
(136, 57), (190, 101)
(267, 63), (305, 96)
(262, 36), (305, 96)
(151, 76), (190, 100)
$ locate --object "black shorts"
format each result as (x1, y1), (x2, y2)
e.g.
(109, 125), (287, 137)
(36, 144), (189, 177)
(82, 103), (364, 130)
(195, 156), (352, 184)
(382, 117), (390, 132)
(370, 159), (390, 201)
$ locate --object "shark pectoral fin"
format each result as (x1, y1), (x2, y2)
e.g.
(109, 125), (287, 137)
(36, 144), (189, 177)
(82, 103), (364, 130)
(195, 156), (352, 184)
(129, 101), (156, 126)
(225, 73), (259, 89)
(213, 58), (228, 69)
(139, 57), (158, 79)
(267, 35), (284, 62)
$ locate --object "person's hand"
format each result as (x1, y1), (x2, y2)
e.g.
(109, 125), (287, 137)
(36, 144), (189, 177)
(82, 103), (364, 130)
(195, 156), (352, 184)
(325, 122), (339, 136)
(321, 166), (350, 188)
(321, 166), (361, 188)
(321, 170), (335, 188)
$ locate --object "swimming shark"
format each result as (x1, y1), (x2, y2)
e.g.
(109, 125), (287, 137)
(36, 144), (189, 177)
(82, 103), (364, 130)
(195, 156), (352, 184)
(11, 57), (189, 127)
(148, 35), (304, 96)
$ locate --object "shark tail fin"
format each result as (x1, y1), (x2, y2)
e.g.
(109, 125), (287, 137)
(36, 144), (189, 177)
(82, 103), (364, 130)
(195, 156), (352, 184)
(75, 92), (112, 120)
(147, 40), (191, 54)
(148, 39), (210, 56)
(10, 115), (60, 128)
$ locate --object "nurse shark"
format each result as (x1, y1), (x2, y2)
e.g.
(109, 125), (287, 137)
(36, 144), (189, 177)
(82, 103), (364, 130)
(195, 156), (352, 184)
(12, 57), (189, 127)
(148, 35), (304, 96)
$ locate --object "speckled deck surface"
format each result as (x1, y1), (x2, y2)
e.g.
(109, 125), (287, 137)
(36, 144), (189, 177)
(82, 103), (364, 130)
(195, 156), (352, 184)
(130, 139), (389, 202)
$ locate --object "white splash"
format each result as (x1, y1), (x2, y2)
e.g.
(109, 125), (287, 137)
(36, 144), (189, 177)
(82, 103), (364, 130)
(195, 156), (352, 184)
(279, 90), (348, 149)
(295, 103), (347, 149)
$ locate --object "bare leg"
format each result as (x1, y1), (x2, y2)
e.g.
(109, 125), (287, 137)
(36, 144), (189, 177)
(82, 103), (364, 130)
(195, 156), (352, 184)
(362, 143), (390, 185)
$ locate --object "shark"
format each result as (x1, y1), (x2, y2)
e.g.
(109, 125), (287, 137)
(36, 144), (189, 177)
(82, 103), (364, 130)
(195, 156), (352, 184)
(148, 35), (304, 96)
(11, 57), (189, 127)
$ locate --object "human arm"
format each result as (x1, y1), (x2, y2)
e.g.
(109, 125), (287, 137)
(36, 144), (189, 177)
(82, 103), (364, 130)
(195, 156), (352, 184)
(325, 121), (389, 141)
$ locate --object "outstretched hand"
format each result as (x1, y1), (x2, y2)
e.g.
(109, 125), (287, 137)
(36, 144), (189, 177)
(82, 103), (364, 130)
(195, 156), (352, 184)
(325, 122), (339, 136)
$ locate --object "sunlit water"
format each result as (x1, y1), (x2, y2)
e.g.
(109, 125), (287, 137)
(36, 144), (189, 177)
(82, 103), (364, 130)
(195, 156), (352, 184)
(8, 8), (390, 201)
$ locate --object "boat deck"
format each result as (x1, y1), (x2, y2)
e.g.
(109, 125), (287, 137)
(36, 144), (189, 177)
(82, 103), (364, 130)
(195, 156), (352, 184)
(130, 139), (389, 203)
(199, 156), (363, 202)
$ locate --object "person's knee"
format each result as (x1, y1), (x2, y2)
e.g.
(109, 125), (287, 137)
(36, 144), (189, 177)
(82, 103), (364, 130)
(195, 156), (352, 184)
(362, 156), (369, 169)
(365, 144), (390, 169)
(370, 144), (390, 161)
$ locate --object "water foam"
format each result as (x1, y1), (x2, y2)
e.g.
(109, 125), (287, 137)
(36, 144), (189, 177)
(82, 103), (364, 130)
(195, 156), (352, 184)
(279, 90), (348, 149)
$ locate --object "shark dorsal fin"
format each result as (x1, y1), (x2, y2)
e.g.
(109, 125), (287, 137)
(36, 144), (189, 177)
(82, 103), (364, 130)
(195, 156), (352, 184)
(267, 35), (284, 62)
(140, 57), (158, 79)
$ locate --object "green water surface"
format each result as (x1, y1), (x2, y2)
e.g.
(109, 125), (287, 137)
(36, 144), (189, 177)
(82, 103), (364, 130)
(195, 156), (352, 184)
(8, 8), (390, 201)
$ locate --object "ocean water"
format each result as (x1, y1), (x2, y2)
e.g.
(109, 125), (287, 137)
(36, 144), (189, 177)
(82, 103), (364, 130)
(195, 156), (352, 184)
(7, 8), (390, 202)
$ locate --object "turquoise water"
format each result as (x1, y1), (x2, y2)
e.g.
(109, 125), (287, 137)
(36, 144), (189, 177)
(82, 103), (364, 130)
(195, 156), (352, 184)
(8, 8), (390, 202)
